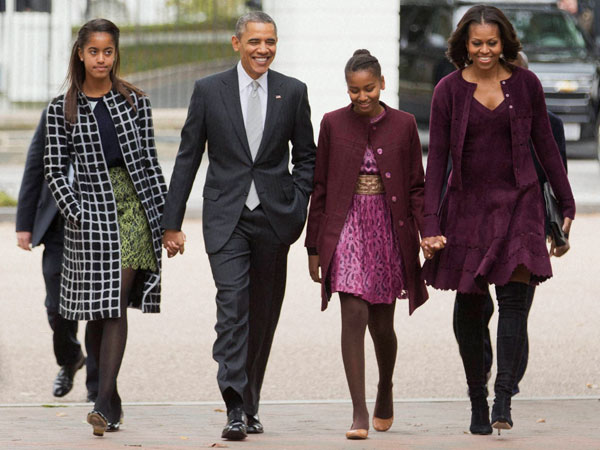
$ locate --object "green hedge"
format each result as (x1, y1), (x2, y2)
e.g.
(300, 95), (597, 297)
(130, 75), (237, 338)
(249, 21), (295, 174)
(119, 42), (235, 75)
(0, 191), (17, 207)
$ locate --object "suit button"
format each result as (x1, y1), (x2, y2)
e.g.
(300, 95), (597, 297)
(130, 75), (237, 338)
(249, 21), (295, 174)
(372, 126), (377, 130)
(391, 196), (397, 203)
(398, 220), (404, 227)
(505, 93), (510, 97)
(377, 148), (383, 155)
(385, 172), (391, 179)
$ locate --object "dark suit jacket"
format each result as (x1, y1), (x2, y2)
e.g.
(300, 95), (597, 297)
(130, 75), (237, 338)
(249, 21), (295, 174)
(162, 66), (316, 254)
(532, 110), (568, 182)
(15, 108), (59, 247)
(304, 104), (428, 314)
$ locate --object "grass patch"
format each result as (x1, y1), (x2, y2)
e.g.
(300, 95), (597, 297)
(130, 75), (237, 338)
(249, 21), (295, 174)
(119, 42), (235, 75)
(72, 20), (237, 36)
(0, 191), (17, 207)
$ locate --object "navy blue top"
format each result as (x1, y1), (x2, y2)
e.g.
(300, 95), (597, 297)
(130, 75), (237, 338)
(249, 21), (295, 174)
(88, 95), (124, 168)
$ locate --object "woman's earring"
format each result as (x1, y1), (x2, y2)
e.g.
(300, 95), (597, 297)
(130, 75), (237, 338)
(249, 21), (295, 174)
(500, 52), (505, 60)
(467, 53), (472, 63)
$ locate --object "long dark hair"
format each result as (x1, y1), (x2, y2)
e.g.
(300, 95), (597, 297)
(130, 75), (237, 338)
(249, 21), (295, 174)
(64, 18), (143, 124)
(447, 5), (521, 69)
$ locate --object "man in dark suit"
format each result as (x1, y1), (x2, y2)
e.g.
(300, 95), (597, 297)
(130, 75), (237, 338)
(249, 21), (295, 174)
(16, 109), (98, 401)
(162, 11), (316, 441)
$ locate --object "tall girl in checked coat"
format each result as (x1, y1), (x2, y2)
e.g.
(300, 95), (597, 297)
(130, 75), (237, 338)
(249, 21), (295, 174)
(305, 50), (428, 440)
(44, 19), (167, 436)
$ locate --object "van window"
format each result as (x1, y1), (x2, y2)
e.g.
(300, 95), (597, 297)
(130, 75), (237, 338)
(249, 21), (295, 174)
(508, 10), (586, 49)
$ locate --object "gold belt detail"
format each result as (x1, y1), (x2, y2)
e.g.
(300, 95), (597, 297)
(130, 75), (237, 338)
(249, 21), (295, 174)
(354, 175), (385, 195)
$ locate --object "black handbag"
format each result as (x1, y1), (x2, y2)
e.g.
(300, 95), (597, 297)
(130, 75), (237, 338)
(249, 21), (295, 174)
(542, 181), (568, 247)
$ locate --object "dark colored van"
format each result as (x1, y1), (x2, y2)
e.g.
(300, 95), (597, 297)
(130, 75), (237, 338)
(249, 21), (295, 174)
(399, 0), (600, 158)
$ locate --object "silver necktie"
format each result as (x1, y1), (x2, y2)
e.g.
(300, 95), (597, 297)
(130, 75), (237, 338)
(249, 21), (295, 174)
(245, 80), (262, 210)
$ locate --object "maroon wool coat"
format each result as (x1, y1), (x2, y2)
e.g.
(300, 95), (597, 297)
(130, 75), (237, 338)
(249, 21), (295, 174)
(423, 66), (576, 238)
(305, 103), (428, 314)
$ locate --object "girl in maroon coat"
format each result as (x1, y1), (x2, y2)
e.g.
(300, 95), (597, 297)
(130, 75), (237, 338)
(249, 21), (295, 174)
(305, 50), (428, 440)
(421, 5), (574, 436)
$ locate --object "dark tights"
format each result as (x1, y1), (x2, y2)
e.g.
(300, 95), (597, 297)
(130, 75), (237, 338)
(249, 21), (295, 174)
(340, 293), (397, 430)
(86, 268), (136, 423)
(455, 282), (529, 402)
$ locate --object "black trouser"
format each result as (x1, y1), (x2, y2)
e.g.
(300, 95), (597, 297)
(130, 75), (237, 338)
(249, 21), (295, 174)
(454, 282), (529, 400)
(43, 216), (98, 395)
(453, 284), (535, 395)
(208, 206), (289, 415)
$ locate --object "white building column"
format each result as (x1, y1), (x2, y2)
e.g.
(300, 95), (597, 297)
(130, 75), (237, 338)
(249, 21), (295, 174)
(262, 0), (400, 127)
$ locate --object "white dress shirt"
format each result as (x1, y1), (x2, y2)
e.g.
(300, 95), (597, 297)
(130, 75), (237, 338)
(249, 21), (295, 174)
(237, 61), (268, 129)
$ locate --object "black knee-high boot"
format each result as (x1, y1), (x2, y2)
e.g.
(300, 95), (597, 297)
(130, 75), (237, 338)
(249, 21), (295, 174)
(492, 281), (529, 432)
(455, 293), (492, 435)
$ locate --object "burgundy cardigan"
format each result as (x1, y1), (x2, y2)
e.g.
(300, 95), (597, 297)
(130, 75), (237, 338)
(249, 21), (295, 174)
(423, 66), (576, 238)
(305, 103), (428, 314)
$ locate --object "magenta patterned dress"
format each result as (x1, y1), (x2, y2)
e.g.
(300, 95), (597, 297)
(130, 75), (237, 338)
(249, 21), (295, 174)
(329, 112), (407, 305)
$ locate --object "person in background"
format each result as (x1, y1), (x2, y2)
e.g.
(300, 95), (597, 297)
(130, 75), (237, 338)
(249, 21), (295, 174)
(305, 49), (428, 440)
(421, 5), (574, 436)
(44, 18), (167, 437)
(16, 108), (98, 402)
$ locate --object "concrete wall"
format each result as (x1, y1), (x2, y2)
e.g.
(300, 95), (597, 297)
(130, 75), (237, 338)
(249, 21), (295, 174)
(262, 0), (400, 128)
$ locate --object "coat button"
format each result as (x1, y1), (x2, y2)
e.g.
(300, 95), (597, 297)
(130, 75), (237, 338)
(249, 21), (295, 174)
(377, 148), (383, 155)
(391, 196), (397, 203)
(501, 81), (506, 85)
(385, 172), (391, 179)
(505, 93), (510, 97)
(372, 126), (377, 130)
(509, 105), (513, 109)
(398, 219), (404, 227)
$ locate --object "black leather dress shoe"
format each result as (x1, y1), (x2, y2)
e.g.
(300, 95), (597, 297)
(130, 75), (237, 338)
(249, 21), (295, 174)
(53, 353), (86, 397)
(221, 407), (247, 440)
(246, 414), (264, 434)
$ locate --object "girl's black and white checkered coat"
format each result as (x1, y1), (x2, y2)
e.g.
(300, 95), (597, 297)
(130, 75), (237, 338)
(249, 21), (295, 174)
(44, 90), (167, 320)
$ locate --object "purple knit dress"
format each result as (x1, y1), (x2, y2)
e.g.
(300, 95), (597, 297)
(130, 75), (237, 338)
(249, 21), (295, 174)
(329, 110), (408, 304)
(422, 97), (551, 293)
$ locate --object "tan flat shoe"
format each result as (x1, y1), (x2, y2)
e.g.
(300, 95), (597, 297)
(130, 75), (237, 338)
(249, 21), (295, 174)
(346, 428), (368, 440)
(373, 416), (394, 432)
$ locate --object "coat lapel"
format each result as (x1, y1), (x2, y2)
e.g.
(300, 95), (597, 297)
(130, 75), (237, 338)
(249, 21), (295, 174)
(255, 71), (284, 161)
(219, 67), (253, 160)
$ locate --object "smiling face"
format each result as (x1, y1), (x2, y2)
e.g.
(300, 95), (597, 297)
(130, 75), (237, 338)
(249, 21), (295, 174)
(77, 32), (115, 83)
(346, 70), (385, 117)
(232, 21), (277, 79)
(466, 22), (503, 72)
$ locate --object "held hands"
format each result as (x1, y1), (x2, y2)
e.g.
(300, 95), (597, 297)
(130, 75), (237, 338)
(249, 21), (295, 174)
(308, 254), (322, 283)
(16, 231), (32, 251)
(420, 235), (447, 260)
(549, 217), (572, 257)
(163, 229), (186, 258)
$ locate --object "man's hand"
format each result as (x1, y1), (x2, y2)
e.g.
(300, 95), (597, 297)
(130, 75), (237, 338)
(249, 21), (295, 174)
(308, 254), (321, 283)
(163, 229), (186, 258)
(16, 231), (32, 251)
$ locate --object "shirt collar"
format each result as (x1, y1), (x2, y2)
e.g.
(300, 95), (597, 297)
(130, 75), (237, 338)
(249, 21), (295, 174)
(237, 61), (268, 92)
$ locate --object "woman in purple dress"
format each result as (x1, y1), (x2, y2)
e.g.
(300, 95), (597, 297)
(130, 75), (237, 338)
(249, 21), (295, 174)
(305, 50), (428, 440)
(421, 5), (575, 435)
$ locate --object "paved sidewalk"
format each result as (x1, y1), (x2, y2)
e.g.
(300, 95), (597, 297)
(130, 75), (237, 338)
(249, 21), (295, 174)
(1, 399), (599, 449)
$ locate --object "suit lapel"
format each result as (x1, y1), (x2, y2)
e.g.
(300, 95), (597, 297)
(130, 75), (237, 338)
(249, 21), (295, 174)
(255, 71), (284, 161)
(219, 67), (253, 160)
